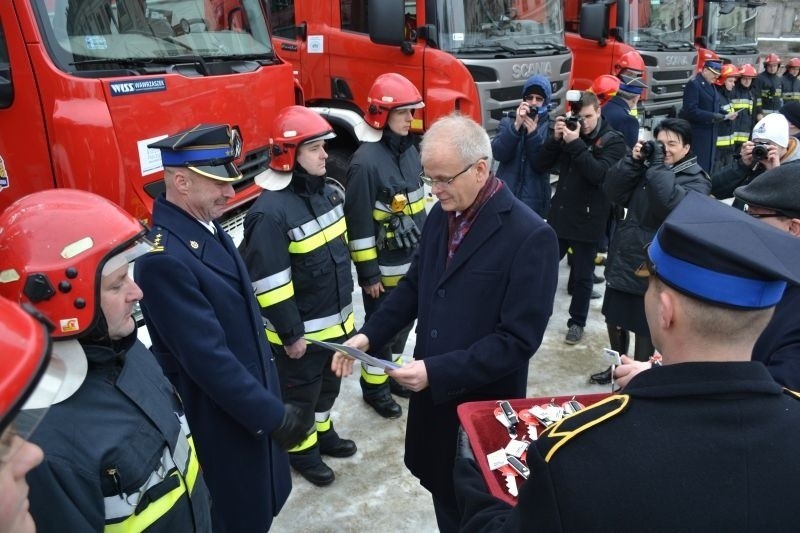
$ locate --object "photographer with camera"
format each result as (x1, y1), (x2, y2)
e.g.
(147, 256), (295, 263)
(533, 91), (627, 345)
(589, 118), (711, 384)
(492, 74), (552, 218)
(712, 113), (800, 209)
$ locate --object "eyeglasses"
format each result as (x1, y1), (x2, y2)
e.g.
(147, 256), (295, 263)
(523, 94), (544, 103)
(420, 157), (488, 187)
(744, 206), (788, 219)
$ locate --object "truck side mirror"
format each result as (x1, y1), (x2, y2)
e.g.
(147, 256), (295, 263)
(579, 3), (609, 43)
(367, 0), (405, 46)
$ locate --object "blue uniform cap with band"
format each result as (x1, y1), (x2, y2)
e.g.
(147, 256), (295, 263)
(149, 124), (243, 182)
(642, 192), (800, 309)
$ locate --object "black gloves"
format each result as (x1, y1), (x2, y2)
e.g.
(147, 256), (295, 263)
(271, 404), (307, 450)
(648, 143), (664, 166)
(380, 215), (421, 251)
(456, 425), (476, 462)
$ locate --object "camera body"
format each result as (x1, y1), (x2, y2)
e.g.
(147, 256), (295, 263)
(564, 115), (582, 131)
(752, 141), (770, 162)
(562, 89), (583, 131)
(640, 139), (665, 160)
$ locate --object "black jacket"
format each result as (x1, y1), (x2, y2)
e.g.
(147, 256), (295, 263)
(757, 71), (783, 114)
(753, 284), (800, 390)
(534, 117), (627, 242)
(604, 154), (710, 296)
(28, 335), (212, 532)
(456, 362), (800, 532)
(601, 95), (639, 148)
(242, 174), (353, 346)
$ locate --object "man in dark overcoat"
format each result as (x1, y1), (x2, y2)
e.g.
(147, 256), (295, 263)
(135, 124), (305, 532)
(681, 59), (724, 173)
(332, 114), (560, 533)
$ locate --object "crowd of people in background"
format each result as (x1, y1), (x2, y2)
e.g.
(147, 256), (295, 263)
(2, 50), (800, 532)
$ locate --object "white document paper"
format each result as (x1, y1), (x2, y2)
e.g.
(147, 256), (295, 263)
(304, 338), (401, 370)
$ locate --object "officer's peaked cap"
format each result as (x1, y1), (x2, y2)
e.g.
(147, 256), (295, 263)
(645, 192), (800, 309)
(149, 124), (243, 182)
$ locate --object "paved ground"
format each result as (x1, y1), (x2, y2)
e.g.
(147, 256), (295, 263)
(271, 252), (613, 532)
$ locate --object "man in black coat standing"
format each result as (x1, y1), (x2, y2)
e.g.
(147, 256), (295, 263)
(682, 60), (725, 173)
(533, 91), (627, 345)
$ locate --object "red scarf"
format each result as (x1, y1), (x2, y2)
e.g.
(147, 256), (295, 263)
(446, 175), (503, 264)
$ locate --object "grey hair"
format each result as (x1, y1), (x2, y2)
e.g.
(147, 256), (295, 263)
(420, 113), (493, 167)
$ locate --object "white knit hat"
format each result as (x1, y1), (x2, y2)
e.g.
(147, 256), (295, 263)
(751, 113), (790, 148)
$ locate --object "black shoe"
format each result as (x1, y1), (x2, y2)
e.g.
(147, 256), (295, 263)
(389, 377), (411, 398)
(293, 462), (335, 486)
(589, 366), (612, 385)
(593, 273), (605, 284)
(363, 394), (402, 419)
(290, 448), (335, 487)
(565, 324), (584, 345)
(318, 431), (357, 458)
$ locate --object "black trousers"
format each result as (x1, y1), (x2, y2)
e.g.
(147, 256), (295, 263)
(359, 287), (414, 398)
(559, 238), (597, 328)
(275, 344), (342, 432)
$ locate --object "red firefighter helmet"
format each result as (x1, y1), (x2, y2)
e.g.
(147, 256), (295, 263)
(267, 106), (336, 173)
(0, 297), (51, 435)
(589, 75), (620, 105)
(764, 53), (781, 66)
(365, 73), (425, 130)
(787, 57), (800, 68)
(739, 64), (758, 78)
(613, 50), (645, 77)
(696, 47), (720, 73)
(715, 64), (740, 86)
(0, 189), (149, 339)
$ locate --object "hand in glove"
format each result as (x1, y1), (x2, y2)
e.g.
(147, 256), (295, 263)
(395, 215), (422, 249)
(456, 425), (476, 461)
(271, 404), (307, 450)
(648, 141), (665, 166)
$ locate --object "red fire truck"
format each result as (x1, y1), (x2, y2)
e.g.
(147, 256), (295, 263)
(0, 0), (298, 238)
(565, 0), (697, 130)
(694, 0), (763, 68)
(267, 0), (573, 179)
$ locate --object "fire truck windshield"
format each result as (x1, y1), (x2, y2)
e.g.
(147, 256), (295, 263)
(628, 0), (694, 49)
(705, 2), (758, 50)
(435, 0), (566, 54)
(33, 0), (275, 72)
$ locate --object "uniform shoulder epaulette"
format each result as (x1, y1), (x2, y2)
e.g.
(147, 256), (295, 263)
(782, 388), (800, 401)
(536, 395), (630, 463)
(146, 228), (167, 253)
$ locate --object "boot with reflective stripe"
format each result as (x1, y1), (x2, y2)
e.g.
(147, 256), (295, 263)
(289, 442), (335, 487)
(316, 417), (357, 458)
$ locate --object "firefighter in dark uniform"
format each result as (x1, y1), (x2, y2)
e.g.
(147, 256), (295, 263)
(782, 57), (800, 104)
(713, 64), (740, 174)
(135, 125), (305, 533)
(0, 189), (213, 532)
(241, 106), (356, 487)
(455, 192), (800, 532)
(757, 53), (783, 118)
(344, 73), (427, 418)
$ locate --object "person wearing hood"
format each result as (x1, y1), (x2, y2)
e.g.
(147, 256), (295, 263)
(492, 74), (552, 217)
(589, 119), (711, 384)
(533, 91), (627, 345)
(241, 107), (357, 487)
(0, 189), (216, 532)
(344, 73), (428, 419)
(712, 113), (800, 209)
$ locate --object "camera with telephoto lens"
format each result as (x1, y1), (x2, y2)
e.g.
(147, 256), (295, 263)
(752, 142), (770, 162)
(562, 89), (583, 131)
(640, 140), (665, 160)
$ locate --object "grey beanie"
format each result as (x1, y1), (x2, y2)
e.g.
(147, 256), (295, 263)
(734, 162), (800, 218)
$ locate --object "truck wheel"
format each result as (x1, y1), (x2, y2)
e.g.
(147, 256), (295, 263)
(326, 146), (353, 187)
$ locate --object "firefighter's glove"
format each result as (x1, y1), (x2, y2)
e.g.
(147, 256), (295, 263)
(456, 425), (476, 462)
(394, 215), (421, 249)
(271, 404), (307, 450)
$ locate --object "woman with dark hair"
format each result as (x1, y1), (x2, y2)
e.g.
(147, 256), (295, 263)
(590, 118), (712, 384)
